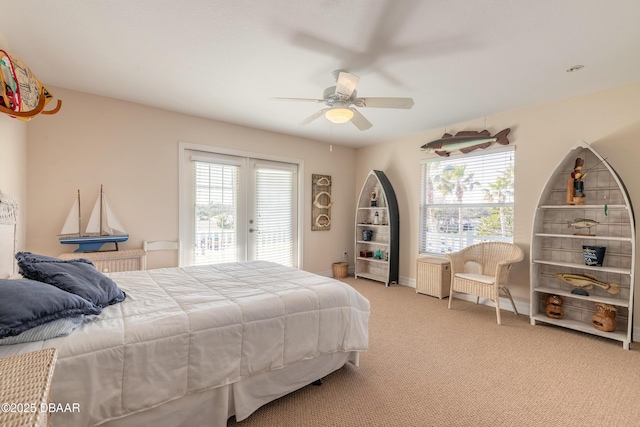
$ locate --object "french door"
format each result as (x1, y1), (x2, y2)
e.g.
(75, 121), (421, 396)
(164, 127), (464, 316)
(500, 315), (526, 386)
(181, 149), (299, 268)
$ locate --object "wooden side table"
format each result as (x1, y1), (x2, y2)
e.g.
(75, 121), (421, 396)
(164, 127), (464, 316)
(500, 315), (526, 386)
(0, 348), (58, 427)
(58, 249), (146, 273)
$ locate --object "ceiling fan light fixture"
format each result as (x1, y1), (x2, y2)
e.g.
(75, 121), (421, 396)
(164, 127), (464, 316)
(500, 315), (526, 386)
(325, 107), (353, 124)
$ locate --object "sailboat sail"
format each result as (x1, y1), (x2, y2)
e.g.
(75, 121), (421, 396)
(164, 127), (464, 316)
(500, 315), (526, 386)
(102, 197), (127, 235)
(60, 194), (80, 236)
(86, 195), (127, 235)
(85, 198), (101, 235)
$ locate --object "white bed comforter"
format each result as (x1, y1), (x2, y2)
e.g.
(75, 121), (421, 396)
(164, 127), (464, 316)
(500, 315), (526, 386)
(0, 261), (370, 426)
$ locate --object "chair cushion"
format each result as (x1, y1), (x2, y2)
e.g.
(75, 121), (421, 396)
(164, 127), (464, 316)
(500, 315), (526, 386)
(455, 273), (495, 285)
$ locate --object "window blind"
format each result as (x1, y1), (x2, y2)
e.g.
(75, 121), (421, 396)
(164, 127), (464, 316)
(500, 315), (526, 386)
(419, 147), (515, 254)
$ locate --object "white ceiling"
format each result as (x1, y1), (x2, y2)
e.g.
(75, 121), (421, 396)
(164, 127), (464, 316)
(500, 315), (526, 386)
(2, 0), (640, 147)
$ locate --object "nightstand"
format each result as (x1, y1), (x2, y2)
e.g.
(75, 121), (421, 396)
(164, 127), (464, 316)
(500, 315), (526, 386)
(0, 348), (58, 427)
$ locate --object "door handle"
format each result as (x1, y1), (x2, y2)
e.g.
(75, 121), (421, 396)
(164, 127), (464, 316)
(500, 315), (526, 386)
(249, 228), (258, 233)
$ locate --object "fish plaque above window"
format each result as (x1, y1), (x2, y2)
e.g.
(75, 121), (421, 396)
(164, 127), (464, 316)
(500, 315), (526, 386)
(420, 128), (510, 157)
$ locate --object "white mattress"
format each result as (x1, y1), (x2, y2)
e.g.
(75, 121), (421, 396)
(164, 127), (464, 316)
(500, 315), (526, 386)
(0, 261), (370, 426)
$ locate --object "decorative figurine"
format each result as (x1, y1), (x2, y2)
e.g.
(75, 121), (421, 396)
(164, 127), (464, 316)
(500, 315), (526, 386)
(373, 211), (380, 225)
(554, 273), (619, 295)
(592, 303), (616, 332)
(566, 157), (587, 205)
(567, 218), (599, 236)
(370, 192), (377, 207)
(545, 295), (564, 319)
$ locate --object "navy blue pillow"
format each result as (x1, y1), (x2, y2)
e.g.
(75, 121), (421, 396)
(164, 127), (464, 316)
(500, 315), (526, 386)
(0, 279), (101, 339)
(15, 252), (126, 308)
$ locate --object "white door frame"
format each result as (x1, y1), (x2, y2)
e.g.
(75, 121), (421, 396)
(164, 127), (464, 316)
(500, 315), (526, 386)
(178, 141), (304, 269)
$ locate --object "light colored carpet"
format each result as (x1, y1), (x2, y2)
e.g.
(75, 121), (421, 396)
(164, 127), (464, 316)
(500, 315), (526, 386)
(229, 277), (640, 426)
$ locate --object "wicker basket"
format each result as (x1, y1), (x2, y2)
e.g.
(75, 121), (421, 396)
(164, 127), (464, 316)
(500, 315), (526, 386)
(416, 256), (451, 299)
(0, 348), (57, 427)
(332, 262), (348, 278)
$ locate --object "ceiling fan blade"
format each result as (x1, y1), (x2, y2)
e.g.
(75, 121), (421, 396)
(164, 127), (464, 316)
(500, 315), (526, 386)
(353, 97), (414, 109)
(270, 97), (325, 103)
(299, 108), (329, 126)
(335, 72), (360, 98)
(350, 108), (373, 131)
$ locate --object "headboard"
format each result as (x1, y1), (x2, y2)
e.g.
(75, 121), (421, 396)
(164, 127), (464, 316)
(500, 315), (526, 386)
(0, 192), (18, 278)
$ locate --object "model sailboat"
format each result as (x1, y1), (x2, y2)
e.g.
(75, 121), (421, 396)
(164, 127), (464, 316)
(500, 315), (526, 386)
(59, 185), (129, 252)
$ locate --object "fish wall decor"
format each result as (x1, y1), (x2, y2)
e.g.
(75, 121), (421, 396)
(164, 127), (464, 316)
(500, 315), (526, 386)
(421, 128), (510, 157)
(554, 273), (619, 295)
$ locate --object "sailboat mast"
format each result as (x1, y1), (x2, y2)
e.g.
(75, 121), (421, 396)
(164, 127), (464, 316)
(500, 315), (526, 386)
(100, 184), (104, 236)
(77, 189), (81, 237)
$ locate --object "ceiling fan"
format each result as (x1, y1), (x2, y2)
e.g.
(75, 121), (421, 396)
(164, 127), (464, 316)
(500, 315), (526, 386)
(271, 70), (414, 131)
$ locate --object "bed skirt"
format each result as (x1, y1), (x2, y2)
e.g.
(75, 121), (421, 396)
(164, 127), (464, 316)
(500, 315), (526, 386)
(89, 351), (359, 427)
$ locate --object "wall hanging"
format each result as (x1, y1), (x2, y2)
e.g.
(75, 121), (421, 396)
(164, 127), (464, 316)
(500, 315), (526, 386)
(0, 50), (61, 120)
(311, 174), (332, 231)
(420, 128), (510, 157)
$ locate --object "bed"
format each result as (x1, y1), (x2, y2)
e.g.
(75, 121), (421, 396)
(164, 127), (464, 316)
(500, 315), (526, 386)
(0, 202), (370, 427)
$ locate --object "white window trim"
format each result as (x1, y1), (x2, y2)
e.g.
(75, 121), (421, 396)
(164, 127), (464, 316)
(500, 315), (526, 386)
(178, 141), (305, 269)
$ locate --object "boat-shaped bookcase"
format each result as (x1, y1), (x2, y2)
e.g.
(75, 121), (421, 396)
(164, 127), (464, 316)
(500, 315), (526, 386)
(354, 170), (399, 286)
(530, 140), (635, 349)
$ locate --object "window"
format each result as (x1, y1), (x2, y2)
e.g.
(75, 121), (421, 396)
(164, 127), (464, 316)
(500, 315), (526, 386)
(419, 147), (515, 255)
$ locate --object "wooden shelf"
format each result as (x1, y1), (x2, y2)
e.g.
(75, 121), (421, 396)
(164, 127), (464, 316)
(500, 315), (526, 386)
(356, 256), (387, 264)
(534, 233), (632, 242)
(530, 314), (630, 349)
(356, 240), (389, 246)
(530, 141), (635, 349)
(532, 259), (631, 275)
(355, 271), (388, 284)
(532, 286), (629, 308)
(538, 204), (627, 210)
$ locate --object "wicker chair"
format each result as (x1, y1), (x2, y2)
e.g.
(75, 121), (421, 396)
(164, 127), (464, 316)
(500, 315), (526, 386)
(446, 242), (524, 324)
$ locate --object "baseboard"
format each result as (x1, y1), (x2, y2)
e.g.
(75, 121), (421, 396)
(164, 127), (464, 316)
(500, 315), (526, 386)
(393, 275), (529, 315)
(449, 293), (530, 316)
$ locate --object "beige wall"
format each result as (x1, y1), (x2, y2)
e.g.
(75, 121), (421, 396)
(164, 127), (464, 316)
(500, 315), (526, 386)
(0, 115), (27, 252)
(22, 81), (640, 327)
(26, 88), (356, 272)
(356, 80), (640, 323)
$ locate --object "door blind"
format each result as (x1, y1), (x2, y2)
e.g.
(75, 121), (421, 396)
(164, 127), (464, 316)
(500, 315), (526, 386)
(193, 161), (239, 265)
(255, 166), (295, 267)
